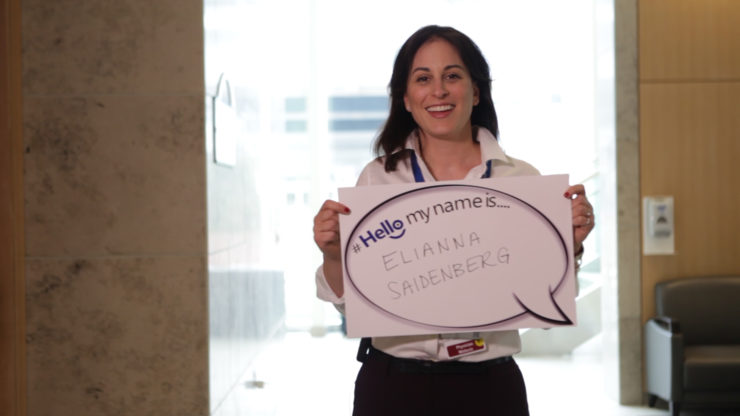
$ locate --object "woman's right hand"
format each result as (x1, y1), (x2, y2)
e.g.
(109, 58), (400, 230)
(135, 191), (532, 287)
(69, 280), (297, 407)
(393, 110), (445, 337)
(313, 199), (351, 260)
(313, 200), (350, 297)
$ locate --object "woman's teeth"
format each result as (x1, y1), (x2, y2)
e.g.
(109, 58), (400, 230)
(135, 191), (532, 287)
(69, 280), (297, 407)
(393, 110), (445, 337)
(427, 105), (454, 112)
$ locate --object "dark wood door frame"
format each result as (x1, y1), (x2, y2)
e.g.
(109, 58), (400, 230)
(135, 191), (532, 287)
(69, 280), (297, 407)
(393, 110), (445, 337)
(1, 0), (26, 415)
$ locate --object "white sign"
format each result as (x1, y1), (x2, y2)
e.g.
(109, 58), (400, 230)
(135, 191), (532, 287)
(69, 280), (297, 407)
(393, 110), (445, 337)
(339, 174), (577, 338)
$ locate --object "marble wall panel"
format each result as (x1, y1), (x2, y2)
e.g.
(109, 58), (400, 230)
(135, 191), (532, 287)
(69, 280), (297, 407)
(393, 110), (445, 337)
(24, 95), (206, 257)
(21, 0), (203, 96)
(22, 0), (209, 413)
(615, 0), (642, 404)
(618, 316), (644, 404)
(25, 255), (208, 416)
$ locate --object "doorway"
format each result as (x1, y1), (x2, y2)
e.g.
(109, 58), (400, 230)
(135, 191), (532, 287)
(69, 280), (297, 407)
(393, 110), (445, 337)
(204, 1), (617, 414)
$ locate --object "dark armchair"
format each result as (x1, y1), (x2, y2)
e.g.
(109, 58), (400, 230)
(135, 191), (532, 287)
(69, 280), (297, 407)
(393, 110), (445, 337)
(645, 276), (740, 415)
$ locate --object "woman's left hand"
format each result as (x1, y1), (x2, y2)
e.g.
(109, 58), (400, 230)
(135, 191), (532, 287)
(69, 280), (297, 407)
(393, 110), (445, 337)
(565, 184), (595, 253)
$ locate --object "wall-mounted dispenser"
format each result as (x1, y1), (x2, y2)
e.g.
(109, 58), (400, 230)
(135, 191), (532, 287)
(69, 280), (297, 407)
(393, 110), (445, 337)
(643, 196), (675, 255)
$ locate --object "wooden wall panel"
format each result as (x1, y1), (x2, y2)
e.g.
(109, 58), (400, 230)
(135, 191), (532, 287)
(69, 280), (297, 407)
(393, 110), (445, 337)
(640, 83), (740, 318)
(639, 0), (740, 400)
(640, 0), (740, 81)
(1, 0), (26, 415)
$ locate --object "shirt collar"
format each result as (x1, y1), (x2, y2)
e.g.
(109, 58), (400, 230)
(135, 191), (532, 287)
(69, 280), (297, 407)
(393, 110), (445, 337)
(402, 127), (511, 165)
(476, 127), (509, 164)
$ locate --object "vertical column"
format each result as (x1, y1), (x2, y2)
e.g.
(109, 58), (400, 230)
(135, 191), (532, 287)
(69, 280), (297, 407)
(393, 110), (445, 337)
(22, 1), (208, 415)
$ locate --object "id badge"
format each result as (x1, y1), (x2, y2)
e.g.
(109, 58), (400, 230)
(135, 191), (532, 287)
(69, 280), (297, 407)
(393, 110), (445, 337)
(444, 338), (487, 358)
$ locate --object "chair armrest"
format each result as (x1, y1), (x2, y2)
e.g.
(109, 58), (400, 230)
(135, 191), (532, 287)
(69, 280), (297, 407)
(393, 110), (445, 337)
(651, 316), (681, 334)
(645, 317), (684, 401)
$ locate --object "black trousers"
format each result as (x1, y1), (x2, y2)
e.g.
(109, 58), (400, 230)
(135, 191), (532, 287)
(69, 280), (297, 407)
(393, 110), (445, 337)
(353, 345), (530, 416)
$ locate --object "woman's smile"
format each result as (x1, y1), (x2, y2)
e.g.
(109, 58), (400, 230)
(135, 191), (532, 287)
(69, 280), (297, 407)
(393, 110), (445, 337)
(426, 104), (455, 117)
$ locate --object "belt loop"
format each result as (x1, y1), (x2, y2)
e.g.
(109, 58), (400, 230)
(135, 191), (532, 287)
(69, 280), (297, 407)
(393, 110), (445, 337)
(356, 337), (372, 363)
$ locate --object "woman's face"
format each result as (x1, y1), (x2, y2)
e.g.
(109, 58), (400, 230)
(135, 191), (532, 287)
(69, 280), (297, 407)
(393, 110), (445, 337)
(403, 38), (479, 143)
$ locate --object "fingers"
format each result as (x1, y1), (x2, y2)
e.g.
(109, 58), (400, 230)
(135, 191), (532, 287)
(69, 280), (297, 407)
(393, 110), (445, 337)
(313, 201), (348, 235)
(318, 199), (351, 216)
(313, 200), (351, 259)
(573, 203), (594, 227)
(565, 184), (592, 224)
(563, 184), (585, 199)
(564, 185), (592, 221)
(573, 201), (594, 227)
(565, 184), (595, 248)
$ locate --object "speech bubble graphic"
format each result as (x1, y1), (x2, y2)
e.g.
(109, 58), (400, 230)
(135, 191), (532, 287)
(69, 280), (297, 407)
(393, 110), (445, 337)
(343, 183), (572, 331)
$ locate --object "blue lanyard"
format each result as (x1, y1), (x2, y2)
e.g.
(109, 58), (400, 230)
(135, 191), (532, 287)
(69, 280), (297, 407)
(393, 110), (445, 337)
(409, 150), (492, 183)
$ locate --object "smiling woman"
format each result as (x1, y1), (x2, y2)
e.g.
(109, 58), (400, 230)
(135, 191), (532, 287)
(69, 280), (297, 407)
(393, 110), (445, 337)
(312, 25), (595, 416)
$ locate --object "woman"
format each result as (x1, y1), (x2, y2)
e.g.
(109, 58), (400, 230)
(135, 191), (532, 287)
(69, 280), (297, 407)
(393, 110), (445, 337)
(313, 25), (594, 416)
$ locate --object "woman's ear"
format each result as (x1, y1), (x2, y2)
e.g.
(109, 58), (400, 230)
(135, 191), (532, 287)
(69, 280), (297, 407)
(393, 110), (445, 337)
(403, 95), (411, 112)
(473, 85), (480, 106)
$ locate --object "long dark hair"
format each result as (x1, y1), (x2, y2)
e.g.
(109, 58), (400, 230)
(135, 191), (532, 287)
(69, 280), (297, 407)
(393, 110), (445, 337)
(374, 25), (499, 172)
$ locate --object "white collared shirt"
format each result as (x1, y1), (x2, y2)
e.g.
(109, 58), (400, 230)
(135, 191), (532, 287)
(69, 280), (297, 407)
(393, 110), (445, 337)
(315, 127), (540, 362)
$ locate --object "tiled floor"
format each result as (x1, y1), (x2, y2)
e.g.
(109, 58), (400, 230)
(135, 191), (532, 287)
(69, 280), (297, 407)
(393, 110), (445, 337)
(214, 331), (736, 416)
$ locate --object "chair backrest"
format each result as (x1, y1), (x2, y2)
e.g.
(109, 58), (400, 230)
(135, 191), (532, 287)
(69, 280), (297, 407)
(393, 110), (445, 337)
(655, 276), (740, 345)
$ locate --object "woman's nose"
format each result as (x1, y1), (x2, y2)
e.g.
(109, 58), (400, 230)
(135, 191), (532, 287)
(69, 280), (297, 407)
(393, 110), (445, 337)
(433, 79), (448, 97)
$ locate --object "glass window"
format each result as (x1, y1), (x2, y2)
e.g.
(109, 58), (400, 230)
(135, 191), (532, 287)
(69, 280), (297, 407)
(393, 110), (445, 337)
(205, 0), (612, 331)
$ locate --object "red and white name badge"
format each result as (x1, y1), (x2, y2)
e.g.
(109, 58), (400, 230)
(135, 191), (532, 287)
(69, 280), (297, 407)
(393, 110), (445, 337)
(445, 338), (487, 358)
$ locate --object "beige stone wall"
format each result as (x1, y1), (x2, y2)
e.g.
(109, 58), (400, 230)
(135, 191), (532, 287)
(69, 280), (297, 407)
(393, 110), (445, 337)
(21, 1), (208, 414)
(614, 0), (642, 404)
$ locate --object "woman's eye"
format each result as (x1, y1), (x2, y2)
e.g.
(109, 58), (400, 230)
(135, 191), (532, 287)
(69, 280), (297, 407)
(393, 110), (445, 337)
(446, 73), (462, 80)
(416, 75), (430, 83)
